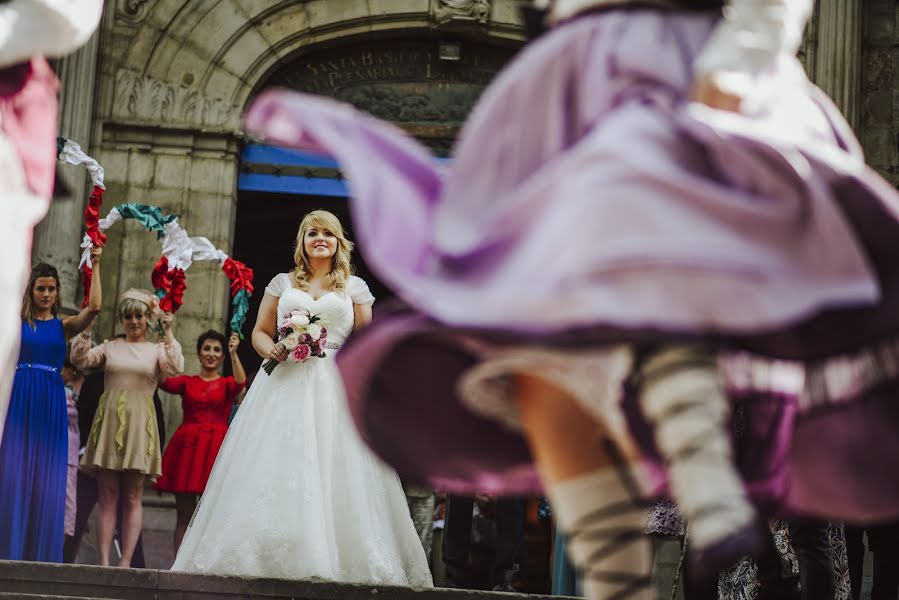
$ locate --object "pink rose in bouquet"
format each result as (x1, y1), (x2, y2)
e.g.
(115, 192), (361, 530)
(292, 343), (311, 362)
(262, 308), (330, 375)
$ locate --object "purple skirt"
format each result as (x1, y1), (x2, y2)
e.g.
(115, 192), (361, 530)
(245, 10), (899, 523)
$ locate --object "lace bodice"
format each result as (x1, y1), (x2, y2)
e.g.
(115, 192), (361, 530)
(265, 273), (375, 347)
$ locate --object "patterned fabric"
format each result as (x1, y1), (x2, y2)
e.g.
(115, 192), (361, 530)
(717, 522), (850, 600)
(647, 500), (685, 538)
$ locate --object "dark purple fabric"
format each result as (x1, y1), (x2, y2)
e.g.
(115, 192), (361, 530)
(338, 310), (899, 524)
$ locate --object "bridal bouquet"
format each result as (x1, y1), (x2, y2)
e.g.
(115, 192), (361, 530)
(262, 309), (329, 375)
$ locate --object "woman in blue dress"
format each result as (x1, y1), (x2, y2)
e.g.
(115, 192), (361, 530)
(0, 248), (102, 562)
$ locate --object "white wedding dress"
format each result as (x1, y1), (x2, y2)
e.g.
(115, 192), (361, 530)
(171, 274), (433, 587)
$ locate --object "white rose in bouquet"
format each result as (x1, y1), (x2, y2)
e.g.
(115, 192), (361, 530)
(290, 313), (310, 328)
(282, 332), (301, 350)
(307, 323), (322, 341)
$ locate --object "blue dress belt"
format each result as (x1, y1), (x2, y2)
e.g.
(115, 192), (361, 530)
(16, 363), (59, 373)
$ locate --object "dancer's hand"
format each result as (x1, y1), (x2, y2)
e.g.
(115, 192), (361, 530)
(228, 333), (240, 355)
(268, 342), (288, 362)
(690, 73), (742, 113)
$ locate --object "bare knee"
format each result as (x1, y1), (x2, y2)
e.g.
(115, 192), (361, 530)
(121, 487), (142, 510)
(96, 473), (120, 508)
(119, 474), (145, 509)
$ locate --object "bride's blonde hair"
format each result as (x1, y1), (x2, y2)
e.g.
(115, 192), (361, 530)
(291, 210), (354, 293)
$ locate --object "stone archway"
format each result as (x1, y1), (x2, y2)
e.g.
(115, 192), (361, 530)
(259, 36), (519, 153)
(230, 32), (522, 372)
(106, 0), (525, 132)
(50, 1), (524, 458)
(83, 1), (526, 362)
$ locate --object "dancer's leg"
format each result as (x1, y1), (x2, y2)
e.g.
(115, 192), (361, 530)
(515, 374), (652, 600)
(638, 346), (757, 569)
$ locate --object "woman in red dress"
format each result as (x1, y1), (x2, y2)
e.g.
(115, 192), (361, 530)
(157, 330), (246, 553)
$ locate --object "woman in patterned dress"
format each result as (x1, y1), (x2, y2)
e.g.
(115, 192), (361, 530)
(72, 289), (184, 567)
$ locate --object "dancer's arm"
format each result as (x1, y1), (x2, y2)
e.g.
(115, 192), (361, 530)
(692, 0), (815, 109)
(0, 0), (103, 68)
(64, 246), (102, 339)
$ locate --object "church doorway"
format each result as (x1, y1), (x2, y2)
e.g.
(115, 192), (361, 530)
(231, 36), (521, 374)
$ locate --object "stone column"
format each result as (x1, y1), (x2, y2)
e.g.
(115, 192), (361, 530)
(812, 0), (862, 131)
(32, 31), (101, 313)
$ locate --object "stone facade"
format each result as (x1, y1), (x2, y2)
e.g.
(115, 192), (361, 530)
(861, 0), (899, 185)
(33, 2), (896, 438)
(36, 0), (525, 439)
(43, 0), (525, 348)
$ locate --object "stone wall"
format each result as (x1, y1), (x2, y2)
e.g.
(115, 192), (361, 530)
(83, 0), (526, 373)
(861, 0), (899, 186)
(61, 0), (526, 440)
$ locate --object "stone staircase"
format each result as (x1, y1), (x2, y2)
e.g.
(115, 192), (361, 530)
(0, 561), (556, 600)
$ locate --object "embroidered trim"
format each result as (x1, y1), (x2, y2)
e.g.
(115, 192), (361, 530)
(115, 391), (127, 453)
(146, 395), (156, 457)
(721, 336), (899, 411)
(88, 391), (108, 450)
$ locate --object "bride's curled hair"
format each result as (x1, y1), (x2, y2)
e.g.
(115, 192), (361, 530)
(291, 210), (354, 293)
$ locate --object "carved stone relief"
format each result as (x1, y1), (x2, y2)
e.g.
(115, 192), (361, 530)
(117, 0), (153, 24)
(433, 0), (492, 25)
(112, 69), (238, 128)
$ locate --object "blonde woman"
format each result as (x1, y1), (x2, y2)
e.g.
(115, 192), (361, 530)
(71, 289), (183, 567)
(172, 210), (432, 587)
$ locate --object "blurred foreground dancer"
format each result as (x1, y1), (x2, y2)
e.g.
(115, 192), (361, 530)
(0, 0), (104, 442)
(245, 1), (899, 598)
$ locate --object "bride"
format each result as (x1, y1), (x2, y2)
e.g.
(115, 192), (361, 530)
(171, 210), (433, 587)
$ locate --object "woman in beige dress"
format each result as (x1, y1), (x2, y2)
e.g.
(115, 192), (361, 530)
(71, 289), (184, 567)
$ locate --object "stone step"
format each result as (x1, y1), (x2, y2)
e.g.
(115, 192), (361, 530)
(142, 489), (176, 509)
(0, 594), (112, 600)
(0, 561), (558, 600)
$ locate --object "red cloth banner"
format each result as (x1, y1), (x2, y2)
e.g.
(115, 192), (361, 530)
(84, 185), (107, 247)
(222, 257), (254, 295)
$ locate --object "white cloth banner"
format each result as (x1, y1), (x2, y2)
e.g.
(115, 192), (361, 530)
(79, 207), (123, 269)
(160, 220), (194, 272)
(59, 138), (105, 189)
(190, 237), (229, 266)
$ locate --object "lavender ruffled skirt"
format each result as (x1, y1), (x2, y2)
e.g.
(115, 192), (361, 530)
(245, 9), (899, 523)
